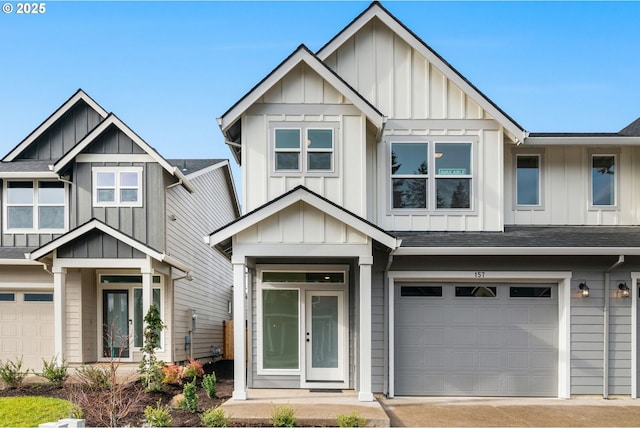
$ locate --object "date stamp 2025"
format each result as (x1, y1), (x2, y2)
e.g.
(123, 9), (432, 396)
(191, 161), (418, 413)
(3, 2), (47, 14)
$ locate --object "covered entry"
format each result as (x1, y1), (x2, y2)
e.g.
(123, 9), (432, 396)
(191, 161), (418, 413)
(394, 282), (559, 396)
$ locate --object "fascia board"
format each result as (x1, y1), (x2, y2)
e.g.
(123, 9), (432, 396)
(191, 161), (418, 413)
(394, 247), (640, 256)
(0, 259), (41, 265)
(525, 136), (640, 145)
(218, 48), (383, 133)
(0, 172), (59, 179)
(52, 114), (195, 192)
(3, 90), (108, 162)
(317, 5), (525, 142)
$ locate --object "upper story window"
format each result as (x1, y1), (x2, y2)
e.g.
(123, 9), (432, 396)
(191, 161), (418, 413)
(391, 141), (473, 210)
(516, 154), (541, 207)
(591, 155), (616, 207)
(93, 167), (143, 207)
(272, 123), (336, 175)
(4, 180), (66, 232)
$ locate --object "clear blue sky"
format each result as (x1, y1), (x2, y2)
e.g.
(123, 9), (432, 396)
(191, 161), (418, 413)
(1, 0), (639, 174)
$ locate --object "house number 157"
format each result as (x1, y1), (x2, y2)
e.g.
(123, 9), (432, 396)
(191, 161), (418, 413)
(474, 271), (485, 278)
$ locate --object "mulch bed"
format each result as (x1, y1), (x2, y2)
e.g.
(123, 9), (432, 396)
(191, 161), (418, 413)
(0, 359), (235, 427)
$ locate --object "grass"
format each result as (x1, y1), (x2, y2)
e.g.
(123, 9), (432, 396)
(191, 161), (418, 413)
(0, 396), (81, 427)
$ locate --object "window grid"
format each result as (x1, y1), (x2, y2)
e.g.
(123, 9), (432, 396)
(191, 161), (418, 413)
(4, 180), (66, 232)
(274, 127), (334, 173)
(93, 167), (142, 207)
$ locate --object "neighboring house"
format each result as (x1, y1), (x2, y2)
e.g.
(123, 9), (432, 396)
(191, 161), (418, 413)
(209, 1), (640, 401)
(0, 89), (239, 372)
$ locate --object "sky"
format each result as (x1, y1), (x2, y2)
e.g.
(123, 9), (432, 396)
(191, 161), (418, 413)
(1, 0), (640, 185)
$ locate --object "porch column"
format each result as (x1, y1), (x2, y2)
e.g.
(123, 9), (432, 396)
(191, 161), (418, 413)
(141, 263), (153, 318)
(53, 266), (67, 364)
(358, 256), (374, 402)
(232, 256), (247, 400)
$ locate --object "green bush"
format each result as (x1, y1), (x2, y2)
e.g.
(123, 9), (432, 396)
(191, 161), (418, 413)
(75, 364), (110, 389)
(41, 356), (68, 385)
(270, 405), (296, 427)
(201, 406), (229, 427)
(143, 400), (173, 427)
(337, 411), (367, 428)
(180, 378), (199, 413)
(0, 357), (27, 388)
(202, 372), (217, 398)
(0, 397), (82, 427)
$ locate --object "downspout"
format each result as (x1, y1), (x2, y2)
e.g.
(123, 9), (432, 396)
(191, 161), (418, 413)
(604, 255), (625, 399)
(382, 251), (394, 397)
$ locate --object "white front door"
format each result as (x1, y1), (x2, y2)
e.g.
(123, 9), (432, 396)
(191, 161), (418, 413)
(305, 290), (345, 382)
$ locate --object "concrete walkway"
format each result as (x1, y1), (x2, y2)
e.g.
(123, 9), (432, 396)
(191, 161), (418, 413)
(222, 391), (640, 427)
(220, 389), (390, 427)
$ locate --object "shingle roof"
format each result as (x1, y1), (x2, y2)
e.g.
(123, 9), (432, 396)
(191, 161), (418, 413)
(0, 160), (53, 172)
(167, 159), (225, 176)
(0, 247), (33, 260)
(395, 226), (640, 248)
(620, 117), (640, 136)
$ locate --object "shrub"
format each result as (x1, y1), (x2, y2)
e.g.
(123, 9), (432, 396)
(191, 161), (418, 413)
(41, 356), (68, 386)
(139, 304), (166, 392)
(201, 406), (229, 427)
(0, 357), (27, 388)
(337, 411), (367, 428)
(75, 364), (110, 389)
(180, 378), (199, 413)
(0, 397), (82, 426)
(202, 372), (217, 398)
(143, 400), (173, 427)
(161, 364), (182, 385)
(270, 405), (296, 427)
(182, 358), (204, 380)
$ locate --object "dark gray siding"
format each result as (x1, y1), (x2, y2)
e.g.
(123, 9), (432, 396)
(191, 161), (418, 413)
(74, 161), (165, 250)
(83, 125), (146, 155)
(57, 229), (145, 258)
(17, 101), (103, 161)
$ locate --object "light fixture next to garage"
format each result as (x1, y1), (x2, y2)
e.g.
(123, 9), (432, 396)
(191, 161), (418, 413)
(618, 283), (630, 298)
(579, 282), (590, 297)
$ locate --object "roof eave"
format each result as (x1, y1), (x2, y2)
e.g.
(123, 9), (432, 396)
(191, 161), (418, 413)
(394, 247), (640, 256)
(524, 136), (640, 145)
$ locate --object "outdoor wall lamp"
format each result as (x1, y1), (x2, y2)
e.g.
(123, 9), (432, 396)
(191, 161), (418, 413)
(618, 283), (630, 298)
(579, 282), (590, 297)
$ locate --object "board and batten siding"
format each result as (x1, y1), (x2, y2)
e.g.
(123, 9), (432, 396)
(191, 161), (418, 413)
(166, 165), (235, 362)
(242, 62), (368, 218)
(73, 161), (166, 251)
(506, 145), (640, 226)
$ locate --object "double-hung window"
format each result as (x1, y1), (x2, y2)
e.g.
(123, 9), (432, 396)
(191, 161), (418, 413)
(93, 167), (142, 207)
(4, 180), (65, 232)
(591, 154), (616, 207)
(391, 141), (473, 210)
(273, 125), (335, 174)
(516, 154), (541, 206)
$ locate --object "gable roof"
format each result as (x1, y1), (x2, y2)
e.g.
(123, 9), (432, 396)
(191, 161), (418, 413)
(28, 218), (190, 271)
(51, 113), (195, 193)
(316, 1), (527, 143)
(2, 89), (108, 162)
(217, 44), (386, 164)
(207, 185), (400, 257)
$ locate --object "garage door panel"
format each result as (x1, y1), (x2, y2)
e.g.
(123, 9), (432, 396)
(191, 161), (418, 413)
(395, 283), (558, 396)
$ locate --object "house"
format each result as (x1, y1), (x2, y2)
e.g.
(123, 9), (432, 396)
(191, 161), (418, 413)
(208, 1), (640, 401)
(0, 89), (240, 372)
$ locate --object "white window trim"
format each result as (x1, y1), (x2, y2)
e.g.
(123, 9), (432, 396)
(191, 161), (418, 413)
(97, 272), (165, 361)
(388, 138), (477, 214)
(513, 148), (545, 211)
(92, 166), (143, 208)
(3, 179), (68, 234)
(588, 151), (619, 211)
(270, 122), (339, 177)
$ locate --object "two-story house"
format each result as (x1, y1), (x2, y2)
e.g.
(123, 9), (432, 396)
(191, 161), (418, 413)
(0, 89), (240, 372)
(209, 1), (640, 401)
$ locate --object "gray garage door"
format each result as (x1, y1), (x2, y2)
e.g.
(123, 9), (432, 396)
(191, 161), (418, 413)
(395, 283), (558, 396)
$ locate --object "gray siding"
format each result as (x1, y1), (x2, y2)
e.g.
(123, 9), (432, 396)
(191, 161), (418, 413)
(83, 125), (146, 155)
(166, 165), (236, 362)
(73, 161), (165, 250)
(17, 100), (103, 161)
(57, 229), (145, 259)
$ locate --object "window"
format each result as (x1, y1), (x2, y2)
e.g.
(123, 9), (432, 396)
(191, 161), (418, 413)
(93, 167), (142, 207)
(592, 155), (615, 206)
(133, 288), (162, 348)
(273, 126), (335, 173)
(391, 141), (472, 210)
(516, 155), (540, 206)
(5, 180), (65, 231)
(262, 271), (344, 283)
(455, 286), (496, 297)
(0, 293), (15, 301)
(510, 287), (551, 298)
(24, 293), (54, 302)
(400, 286), (442, 297)
(262, 289), (299, 370)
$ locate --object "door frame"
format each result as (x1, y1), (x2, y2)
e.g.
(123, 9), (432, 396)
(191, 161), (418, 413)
(101, 289), (131, 360)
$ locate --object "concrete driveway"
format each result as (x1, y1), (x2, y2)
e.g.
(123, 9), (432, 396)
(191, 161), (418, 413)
(378, 396), (640, 427)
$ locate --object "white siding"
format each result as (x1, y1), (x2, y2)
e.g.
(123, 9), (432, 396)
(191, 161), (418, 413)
(166, 166), (236, 362)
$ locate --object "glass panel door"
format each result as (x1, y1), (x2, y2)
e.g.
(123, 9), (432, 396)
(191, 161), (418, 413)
(306, 290), (344, 381)
(103, 290), (129, 358)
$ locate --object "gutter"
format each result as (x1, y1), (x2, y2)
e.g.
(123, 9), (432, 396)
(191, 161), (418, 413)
(603, 255), (625, 399)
